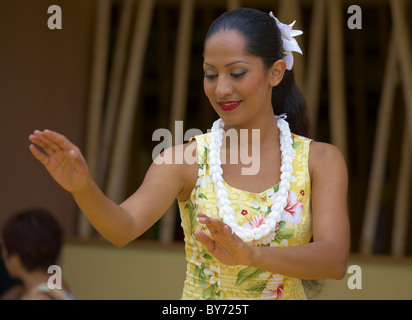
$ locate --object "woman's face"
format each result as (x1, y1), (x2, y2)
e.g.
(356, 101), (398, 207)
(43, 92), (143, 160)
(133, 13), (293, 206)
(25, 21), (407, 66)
(203, 30), (276, 127)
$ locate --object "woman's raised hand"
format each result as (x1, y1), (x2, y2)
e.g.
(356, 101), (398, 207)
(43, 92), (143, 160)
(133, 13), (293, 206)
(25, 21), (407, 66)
(29, 130), (91, 193)
(195, 213), (255, 267)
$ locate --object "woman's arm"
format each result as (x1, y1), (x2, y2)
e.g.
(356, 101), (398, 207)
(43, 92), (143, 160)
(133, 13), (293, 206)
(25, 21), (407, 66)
(29, 130), (196, 247)
(196, 141), (350, 280)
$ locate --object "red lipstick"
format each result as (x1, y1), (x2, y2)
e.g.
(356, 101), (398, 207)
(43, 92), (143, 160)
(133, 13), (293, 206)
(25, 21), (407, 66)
(218, 100), (242, 111)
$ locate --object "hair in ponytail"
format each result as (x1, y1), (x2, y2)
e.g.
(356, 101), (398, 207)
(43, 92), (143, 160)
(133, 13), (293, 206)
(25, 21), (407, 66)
(272, 70), (309, 136)
(204, 7), (310, 137)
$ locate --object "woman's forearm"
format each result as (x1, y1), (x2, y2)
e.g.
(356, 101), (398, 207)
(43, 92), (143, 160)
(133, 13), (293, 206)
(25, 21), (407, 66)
(71, 180), (138, 247)
(249, 240), (348, 280)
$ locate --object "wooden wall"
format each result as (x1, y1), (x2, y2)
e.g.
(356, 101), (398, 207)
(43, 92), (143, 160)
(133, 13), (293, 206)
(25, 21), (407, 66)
(0, 0), (96, 234)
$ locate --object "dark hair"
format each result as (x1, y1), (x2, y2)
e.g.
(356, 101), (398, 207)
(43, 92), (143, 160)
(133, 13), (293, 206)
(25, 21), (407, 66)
(1, 208), (63, 272)
(204, 7), (310, 137)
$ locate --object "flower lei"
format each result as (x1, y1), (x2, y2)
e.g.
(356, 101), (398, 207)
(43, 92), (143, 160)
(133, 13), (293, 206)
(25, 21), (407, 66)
(269, 11), (303, 70)
(209, 114), (294, 245)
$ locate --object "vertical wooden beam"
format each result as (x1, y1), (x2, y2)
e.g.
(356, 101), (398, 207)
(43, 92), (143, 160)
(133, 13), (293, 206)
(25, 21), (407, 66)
(360, 36), (397, 254)
(169, 0), (195, 134)
(391, 128), (411, 256)
(98, 0), (134, 188)
(157, 7), (172, 129)
(304, 0), (326, 134)
(78, 0), (112, 237)
(160, 0), (195, 243)
(278, 0), (305, 90)
(353, 19), (368, 232)
(105, 0), (155, 204)
(327, 0), (347, 159)
(390, 0), (412, 146)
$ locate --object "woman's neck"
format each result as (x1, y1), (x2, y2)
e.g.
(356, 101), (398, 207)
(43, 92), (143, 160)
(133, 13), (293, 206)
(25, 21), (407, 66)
(20, 269), (50, 294)
(222, 108), (280, 149)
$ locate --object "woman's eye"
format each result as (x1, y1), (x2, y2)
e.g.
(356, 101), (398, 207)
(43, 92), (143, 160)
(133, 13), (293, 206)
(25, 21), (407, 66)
(204, 71), (246, 79)
(204, 73), (218, 79)
(231, 71), (246, 78)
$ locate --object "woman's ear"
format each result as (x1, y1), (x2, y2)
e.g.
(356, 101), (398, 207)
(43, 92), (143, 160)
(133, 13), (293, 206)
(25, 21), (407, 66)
(269, 59), (287, 87)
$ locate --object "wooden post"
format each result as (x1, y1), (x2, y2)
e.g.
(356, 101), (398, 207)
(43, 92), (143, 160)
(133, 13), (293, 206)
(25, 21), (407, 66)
(390, 0), (412, 147)
(156, 7), (172, 129)
(168, 0), (195, 128)
(327, 0), (347, 159)
(360, 36), (398, 255)
(159, 0), (195, 243)
(78, 0), (112, 237)
(352, 18), (368, 229)
(278, 0), (304, 90)
(304, 0), (326, 133)
(105, 0), (155, 204)
(98, 0), (134, 188)
(391, 128), (411, 256)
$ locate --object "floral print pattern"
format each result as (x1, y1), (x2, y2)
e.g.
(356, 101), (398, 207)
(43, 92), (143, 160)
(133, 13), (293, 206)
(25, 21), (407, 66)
(179, 133), (312, 300)
(281, 191), (304, 225)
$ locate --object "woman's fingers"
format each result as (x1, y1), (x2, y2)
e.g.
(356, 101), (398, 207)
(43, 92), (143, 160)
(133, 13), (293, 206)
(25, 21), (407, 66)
(197, 214), (219, 233)
(195, 214), (251, 266)
(29, 129), (76, 154)
(29, 132), (60, 156)
(29, 134), (55, 156)
(43, 129), (77, 151)
(29, 143), (50, 166)
(197, 213), (233, 240)
(28, 129), (92, 193)
(194, 229), (216, 252)
(29, 129), (87, 172)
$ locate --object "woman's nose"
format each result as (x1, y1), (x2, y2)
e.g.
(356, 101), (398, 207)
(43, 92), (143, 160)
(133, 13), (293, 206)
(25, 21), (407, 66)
(215, 75), (233, 98)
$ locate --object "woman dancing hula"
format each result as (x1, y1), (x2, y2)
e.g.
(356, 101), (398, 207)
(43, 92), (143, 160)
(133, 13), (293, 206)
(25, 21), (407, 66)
(29, 8), (349, 300)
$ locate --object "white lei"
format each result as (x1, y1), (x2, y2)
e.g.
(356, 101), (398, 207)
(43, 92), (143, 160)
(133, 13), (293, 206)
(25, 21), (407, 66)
(208, 114), (294, 245)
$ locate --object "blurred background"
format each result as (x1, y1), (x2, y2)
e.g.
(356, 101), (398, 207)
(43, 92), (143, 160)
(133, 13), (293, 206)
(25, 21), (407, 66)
(1, 0), (412, 299)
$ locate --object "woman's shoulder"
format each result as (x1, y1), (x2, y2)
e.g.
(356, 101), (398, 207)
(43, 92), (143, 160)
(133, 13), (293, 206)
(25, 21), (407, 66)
(308, 141), (347, 179)
(309, 140), (344, 159)
(163, 139), (199, 202)
(156, 132), (210, 162)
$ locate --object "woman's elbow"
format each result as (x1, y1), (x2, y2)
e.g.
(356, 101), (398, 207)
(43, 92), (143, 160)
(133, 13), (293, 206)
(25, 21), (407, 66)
(108, 234), (136, 248)
(113, 240), (128, 248)
(332, 265), (347, 280)
(330, 255), (348, 280)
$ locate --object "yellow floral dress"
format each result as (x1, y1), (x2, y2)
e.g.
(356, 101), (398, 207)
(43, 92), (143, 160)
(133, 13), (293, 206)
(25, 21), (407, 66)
(178, 132), (312, 300)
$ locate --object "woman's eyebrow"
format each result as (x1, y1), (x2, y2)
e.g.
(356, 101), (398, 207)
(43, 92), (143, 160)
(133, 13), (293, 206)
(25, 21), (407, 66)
(203, 61), (249, 68)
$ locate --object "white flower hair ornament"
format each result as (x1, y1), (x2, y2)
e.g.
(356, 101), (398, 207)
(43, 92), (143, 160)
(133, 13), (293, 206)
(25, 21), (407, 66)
(269, 11), (303, 70)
